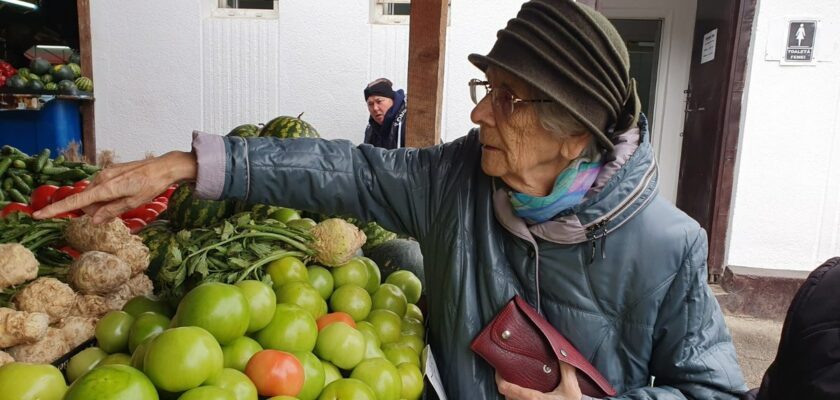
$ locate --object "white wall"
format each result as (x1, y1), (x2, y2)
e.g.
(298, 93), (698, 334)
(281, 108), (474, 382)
(727, 0), (840, 270)
(90, 0), (526, 161)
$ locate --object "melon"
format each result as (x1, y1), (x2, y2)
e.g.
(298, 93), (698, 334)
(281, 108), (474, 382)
(58, 80), (79, 95)
(162, 184), (235, 230)
(226, 123), (260, 138)
(75, 77), (93, 92)
(30, 58), (51, 75)
(259, 113), (320, 139)
(6, 75), (26, 89)
(67, 63), (82, 78)
(366, 238), (425, 286)
(51, 64), (75, 81)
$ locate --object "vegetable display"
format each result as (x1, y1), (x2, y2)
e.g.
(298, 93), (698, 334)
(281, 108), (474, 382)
(0, 145), (99, 209)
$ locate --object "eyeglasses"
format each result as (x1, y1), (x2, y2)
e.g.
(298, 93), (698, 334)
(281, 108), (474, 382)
(468, 78), (554, 117)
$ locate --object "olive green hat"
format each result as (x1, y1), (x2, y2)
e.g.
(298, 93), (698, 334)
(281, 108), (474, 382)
(469, 0), (640, 150)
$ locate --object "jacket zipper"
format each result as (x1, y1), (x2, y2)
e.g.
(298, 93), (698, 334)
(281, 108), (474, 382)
(584, 160), (657, 264)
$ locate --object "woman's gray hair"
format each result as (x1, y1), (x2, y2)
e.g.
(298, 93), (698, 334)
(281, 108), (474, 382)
(533, 101), (603, 159)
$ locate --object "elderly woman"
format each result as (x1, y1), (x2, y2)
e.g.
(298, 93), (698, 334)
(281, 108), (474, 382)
(37, 1), (746, 399)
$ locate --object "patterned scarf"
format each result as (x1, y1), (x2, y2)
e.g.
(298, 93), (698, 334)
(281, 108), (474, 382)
(510, 156), (603, 224)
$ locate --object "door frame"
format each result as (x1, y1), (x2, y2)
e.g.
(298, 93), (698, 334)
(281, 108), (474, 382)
(599, 1), (697, 203)
(77, 0), (96, 161)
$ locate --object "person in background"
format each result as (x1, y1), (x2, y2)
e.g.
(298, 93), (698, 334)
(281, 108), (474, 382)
(364, 78), (406, 149)
(36, 1), (748, 398)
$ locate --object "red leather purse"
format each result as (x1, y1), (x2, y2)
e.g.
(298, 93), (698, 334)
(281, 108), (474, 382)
(470, 296), (617, 397)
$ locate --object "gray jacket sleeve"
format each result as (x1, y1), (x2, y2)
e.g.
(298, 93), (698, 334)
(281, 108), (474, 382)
(199, 134), (466, 240)
(611, 229), (747, 400)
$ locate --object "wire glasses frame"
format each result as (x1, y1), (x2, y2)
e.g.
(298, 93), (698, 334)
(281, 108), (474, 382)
(468, 78), (554, 117)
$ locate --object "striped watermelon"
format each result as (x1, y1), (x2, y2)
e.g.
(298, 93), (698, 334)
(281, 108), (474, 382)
(162, 184), (235, 230)
(226, 124), (261, 138)
(75, 77), (93, 92)
(67, 63), (82, 78)
(259, 113), (320, 139)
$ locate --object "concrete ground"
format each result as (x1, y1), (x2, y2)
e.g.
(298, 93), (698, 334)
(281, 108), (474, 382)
(714, 284), (784, 389)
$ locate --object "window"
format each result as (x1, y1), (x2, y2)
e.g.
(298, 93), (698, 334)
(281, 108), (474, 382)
(214, 0), (278, 18)
(373, 0), (412, 25)
(372, 0), (451, 25)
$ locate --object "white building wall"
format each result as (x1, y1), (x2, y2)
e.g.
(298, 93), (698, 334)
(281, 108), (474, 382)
(90, 0), (526, 161)
(727, 0), (840, 271)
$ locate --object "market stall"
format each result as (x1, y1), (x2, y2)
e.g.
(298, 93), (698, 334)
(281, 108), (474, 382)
(0, 116), (428, 400)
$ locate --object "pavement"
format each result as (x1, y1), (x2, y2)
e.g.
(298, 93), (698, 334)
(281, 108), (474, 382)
(713, 284), (784, 389)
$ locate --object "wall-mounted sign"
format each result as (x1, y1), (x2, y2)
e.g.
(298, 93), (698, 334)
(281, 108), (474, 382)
(785, 20), (817, 63)
(701, 29), (717, 64)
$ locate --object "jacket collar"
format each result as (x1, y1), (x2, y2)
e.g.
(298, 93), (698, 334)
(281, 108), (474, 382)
(492, 115), (658, 245)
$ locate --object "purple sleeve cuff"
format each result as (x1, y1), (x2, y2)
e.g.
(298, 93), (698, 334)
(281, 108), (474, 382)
(191, 130), (226, 200)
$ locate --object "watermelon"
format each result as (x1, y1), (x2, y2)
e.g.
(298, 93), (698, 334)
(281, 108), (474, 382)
(58, 80), (78, 95)
(361, 221), (398, 252)
(67, 63), (82, 78)
(27, 73), (41, 82)
(366, 238), (425, 287)
(259, 113), (320, 139)
(26, 79), (44, 91)
(139, 221), (174, 277)
(75, 77), (93, 92)
(162, 184), (235, 230)
(5, 75), (25, 89)
(51, 64), (75, 81)
(226, 124), (260, 138)
(41, 74), (53, 84)
(69, 53), (81, 65)
(44, 82), (58, 91)
(16, 67), (30, 77)
(30, 58), (51, 75)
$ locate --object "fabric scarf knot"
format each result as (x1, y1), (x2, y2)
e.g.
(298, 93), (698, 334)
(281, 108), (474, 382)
(510, 156), (603, 224)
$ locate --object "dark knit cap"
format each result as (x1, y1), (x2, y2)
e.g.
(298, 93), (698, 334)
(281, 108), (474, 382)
(468, 0), (640, 150)
(364, 78), (396, 100)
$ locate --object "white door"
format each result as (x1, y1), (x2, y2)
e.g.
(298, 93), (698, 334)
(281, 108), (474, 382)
(599, 0), (697, 203)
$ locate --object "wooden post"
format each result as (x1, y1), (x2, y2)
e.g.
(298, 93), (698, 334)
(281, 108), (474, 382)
(405, 0), (448, 148)
(77, 0), (96, 162)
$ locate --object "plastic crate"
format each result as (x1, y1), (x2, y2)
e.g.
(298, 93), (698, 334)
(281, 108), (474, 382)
(0, 99), (82, 155)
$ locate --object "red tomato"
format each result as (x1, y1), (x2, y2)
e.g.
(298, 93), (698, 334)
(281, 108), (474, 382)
(316, 312), (357, 331)
(52, 186), (76, 203)
(153, 196), (169, 204)
(73, 180), (90, 189)
(121, 208), (158, 223)
(244, 350), (304, 397)
(54, 211), (81, 219)
(1, 203), (33, 217)
(145, 202), (167, 214)
(123, 218), (146, 234)
(162, 184), (178, 199)
(30, 185), (59, 211)
(58, 246), (81, 259)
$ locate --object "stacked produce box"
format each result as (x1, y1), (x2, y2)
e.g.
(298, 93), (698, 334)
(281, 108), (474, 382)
(0, 119), (427, 400)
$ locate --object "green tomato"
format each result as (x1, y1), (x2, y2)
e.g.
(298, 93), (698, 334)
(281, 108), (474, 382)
(317, 378), (376, 400)
(276, 281), (327, 320)
(397, 363), (424, 400)
(331, 259), (369, 289)
(396, 334), (424, 356)
(128, 312), (170, 353)
(178, 386), (236, 400)
(222, 336), (263, 372)
(384, 270), (422, 304)
(321, 361), (342, 387)
(307, 266), (335, 300)
(401, 317), (425, 339)
(382, 343), (420, 369)
(366, 309), (401, 344)
(286, 217), (317, 231)
(123, 295), (173, 317)
(328, 285), (371, 322)
(143, 326), (224, 392)
(235, 280), (277, 333)
(204, 368), (259, 400)
(65, 365), (157, 400)
(96, 310), (135, 353)
(361, 329), (386, 361)
(314, 323), (365, 370)
(99, 353), (132, 366)
(358, 257), (381, 294)
(254, 303), (318, 353)
(371, 283), (407, 318)
(0, 362), (67, 400)
(291, 351), (326, 400)
(268, 256), (309, 289)
(66, 346), (107, 382)
(350, 358), (402, 400)
(130, 338), (154, 371)
(267, 397), (300, 400)
(405, 303), (424, 322)
(172, 282), (251, 345)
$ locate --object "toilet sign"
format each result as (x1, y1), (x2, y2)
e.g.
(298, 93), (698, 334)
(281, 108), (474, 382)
(785, 21), (817, 63)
